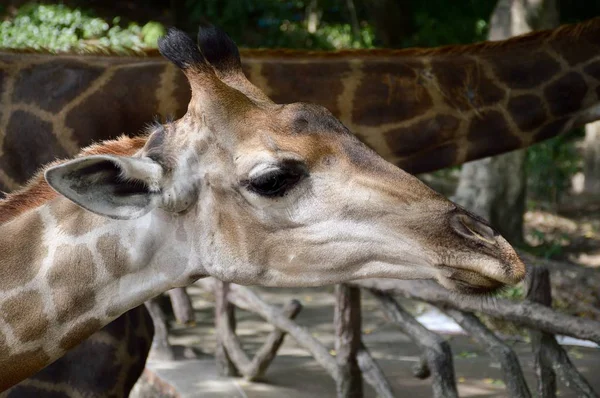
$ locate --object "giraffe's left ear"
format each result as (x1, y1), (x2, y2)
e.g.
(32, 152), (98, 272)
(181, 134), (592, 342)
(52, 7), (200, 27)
(45, 155), (164, 220)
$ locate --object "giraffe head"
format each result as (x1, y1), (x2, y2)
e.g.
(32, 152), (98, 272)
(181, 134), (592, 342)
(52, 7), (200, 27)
(44, 26), (525, 294)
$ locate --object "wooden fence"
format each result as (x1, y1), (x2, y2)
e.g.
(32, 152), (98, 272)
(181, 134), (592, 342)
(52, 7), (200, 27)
(192, 264), (600, 398)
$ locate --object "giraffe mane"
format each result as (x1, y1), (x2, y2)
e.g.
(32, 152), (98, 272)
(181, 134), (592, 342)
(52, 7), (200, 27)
(1, 16), (597, 58)
(0, 135), (149, 224)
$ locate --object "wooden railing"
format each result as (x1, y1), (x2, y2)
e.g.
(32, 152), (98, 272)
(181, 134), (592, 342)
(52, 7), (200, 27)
(193, 264), (600, 398)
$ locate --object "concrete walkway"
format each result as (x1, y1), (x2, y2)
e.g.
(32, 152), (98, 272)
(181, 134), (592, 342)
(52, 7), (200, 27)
(132, 284), (600, 397)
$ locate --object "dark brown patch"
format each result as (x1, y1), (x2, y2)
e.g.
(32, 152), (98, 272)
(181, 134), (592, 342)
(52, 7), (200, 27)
(534, 117), (569, 142)
(48, 244), (97, 323)
(12, 60), (104, 113)
(584, 61), (600, 81)
(11, 307), (153, 397)
(507, 95), (547, 132)
(65, 64), (166, 148)
(49, 198), (101, 236)
(96, 234), (131, 278)
(0, 348), (50, 391)
(385, 114), (461, 157)
(0, 110), (69, 184)
(487, 50), (561, 89)
(0, 212), (47, 291)
(544, 72), (588, 117)
(353, 60), (432, 126)
(259, 60), (350, 118)
(466, 111), (522, 160)
(549, 36), (600, 67)
(431, 57), (504, 111)
(285, 103), (349, 136)
(398, 143), (459, 175)
(58, 318), (102, 351)
(1, 291), (49, 342)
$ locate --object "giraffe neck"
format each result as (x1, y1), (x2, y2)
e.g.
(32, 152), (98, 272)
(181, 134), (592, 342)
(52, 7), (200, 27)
(1, 18), (599, 194)
(0, 189), (189, 390)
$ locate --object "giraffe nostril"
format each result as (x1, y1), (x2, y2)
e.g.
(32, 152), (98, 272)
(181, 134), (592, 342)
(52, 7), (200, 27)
(450, 213), (497, 244)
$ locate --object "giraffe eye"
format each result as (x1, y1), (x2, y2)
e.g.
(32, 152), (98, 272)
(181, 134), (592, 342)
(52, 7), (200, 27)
(244, 162), (307, 198)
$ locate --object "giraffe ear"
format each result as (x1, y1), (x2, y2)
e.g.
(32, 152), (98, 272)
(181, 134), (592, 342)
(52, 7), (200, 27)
(44, 155), (164, 220)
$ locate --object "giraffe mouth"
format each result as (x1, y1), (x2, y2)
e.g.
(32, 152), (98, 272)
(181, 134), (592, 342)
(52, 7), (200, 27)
(436, 265), (505, 295)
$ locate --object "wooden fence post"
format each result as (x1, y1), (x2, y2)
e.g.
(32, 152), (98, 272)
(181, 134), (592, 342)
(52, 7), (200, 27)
(334, 284), (364, 398)
(215, 280), (238, 376)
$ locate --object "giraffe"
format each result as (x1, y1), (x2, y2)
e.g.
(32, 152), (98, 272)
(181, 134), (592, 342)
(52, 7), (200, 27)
(2, 306), (153, 398)
(1, 16), (600, 197)
(0, 24), (526, 390)
(1, 17), (598, 395)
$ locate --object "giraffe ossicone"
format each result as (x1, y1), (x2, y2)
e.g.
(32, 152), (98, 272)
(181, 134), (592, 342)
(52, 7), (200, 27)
(0, 25), (526, 390)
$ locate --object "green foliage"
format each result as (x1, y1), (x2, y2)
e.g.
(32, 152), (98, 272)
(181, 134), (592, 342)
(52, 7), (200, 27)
(181, 0), (374, 49)
(0, 3), (164, 52)
(526, 129), (583, 207)
(402, 0), (496, 47)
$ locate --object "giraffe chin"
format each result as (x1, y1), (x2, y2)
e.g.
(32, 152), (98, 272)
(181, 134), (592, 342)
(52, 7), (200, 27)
(435, 267), (506, 296)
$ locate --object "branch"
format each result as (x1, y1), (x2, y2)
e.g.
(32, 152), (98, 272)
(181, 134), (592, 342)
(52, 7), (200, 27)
(356, 342), (395, 398)
(196, 279), (340, 380)
(350, 279), (600, 344)
(334, 284), (364, 397)
(445, 309), (531, 398)
(219, 299), (302, 381)
(370, 290), (458, 398)
(526, 268), (598, 398)
(144, 298), (175, 361)
(214, 281), (238, 377)
(167, 288), (195, 325)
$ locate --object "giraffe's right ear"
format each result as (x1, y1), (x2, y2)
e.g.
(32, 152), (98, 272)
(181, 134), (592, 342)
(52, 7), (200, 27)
(44, 155), (164, 220)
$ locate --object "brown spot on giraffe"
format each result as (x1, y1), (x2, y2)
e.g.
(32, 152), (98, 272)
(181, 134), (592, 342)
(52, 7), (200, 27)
(96, 234), (131, 278)
(47, 244), (97, 323)
(12, 60), (104, 113)
(261, 61), (350, 118)
(398, 142), (459, 174)
(59, 318), (102, 351)
(49, 198), (102, 236)
(431, 57), (504, 111)
(0, 349), (51, 391)
(466, 110), (522, 160)
(549, 36), (600, 66)
(534, 117), (570, 141)
(0, 110), (69, 184)
(0, 211), (47, 291)
(544, 72), (588, 117)
(507, 94), (547, 132)
(487, 50), (561, 89)
(584, 60), (600, 81)
(384, 114), (461, 158)
(66, 64), (165, 148)
(1, 290), (49, 342)
(353, 60), (432, 126)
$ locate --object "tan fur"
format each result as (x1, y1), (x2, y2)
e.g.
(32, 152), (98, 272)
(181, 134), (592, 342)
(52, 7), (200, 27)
(1, 291), (49, 342)
(96, 234), (131, 278)
(48, 245), (97, 323)
(0, 212), (47, 290)
(58, 318), (102, 351)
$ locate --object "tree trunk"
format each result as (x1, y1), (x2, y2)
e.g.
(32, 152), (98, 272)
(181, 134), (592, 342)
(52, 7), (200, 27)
(361, 0), (412, 48)
(452, 0), (559, 245)
(305, 0), (321, 34)
(583, 121), (600, 195)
